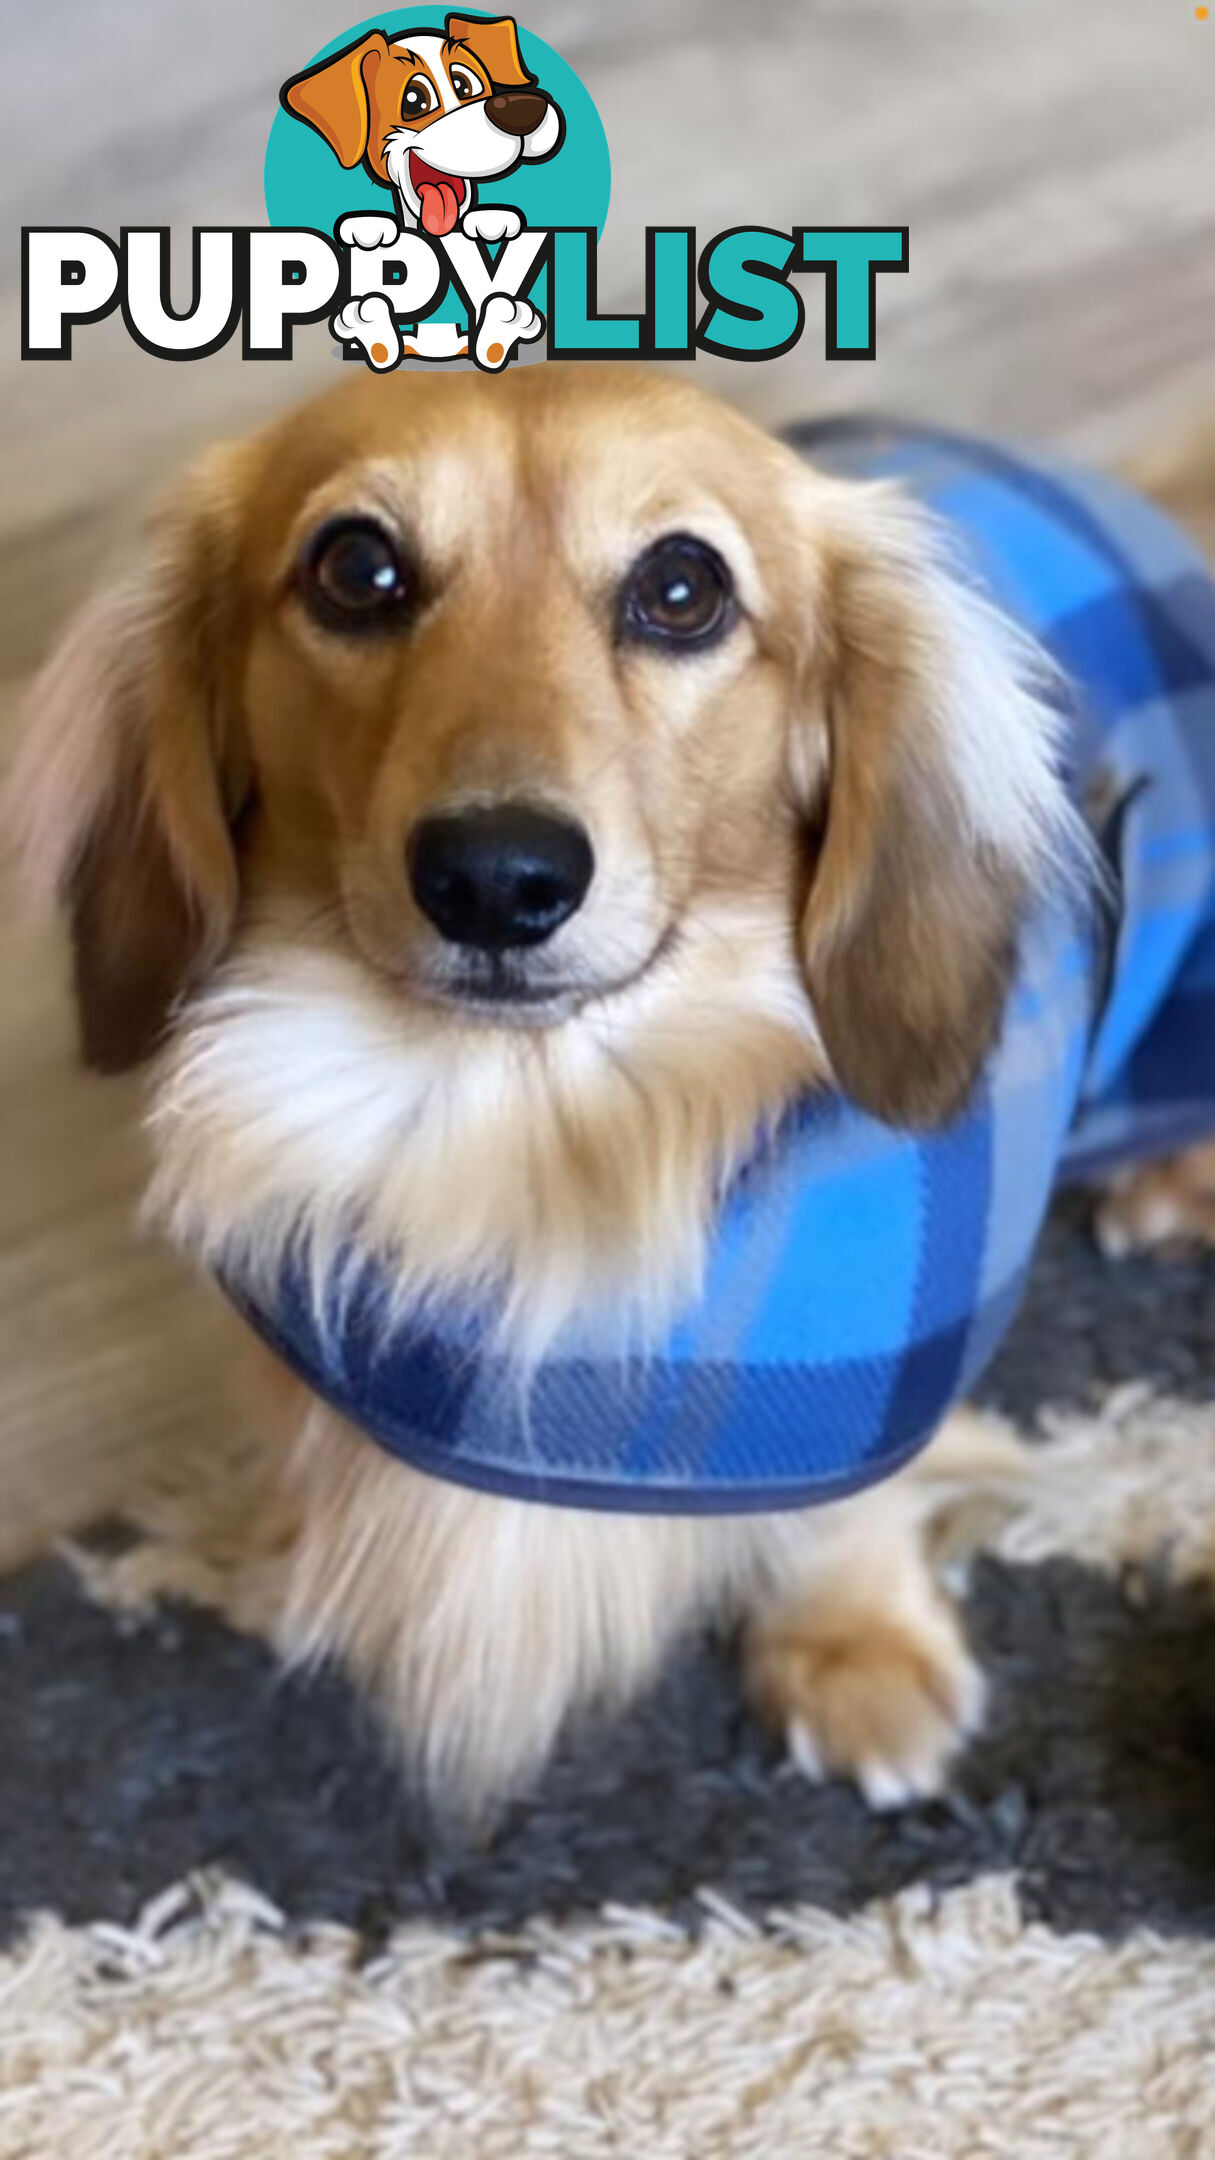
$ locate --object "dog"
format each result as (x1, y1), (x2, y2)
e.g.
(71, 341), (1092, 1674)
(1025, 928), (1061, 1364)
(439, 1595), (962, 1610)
(283, 16), (562, 369)
(10, 368), (1215, 1818)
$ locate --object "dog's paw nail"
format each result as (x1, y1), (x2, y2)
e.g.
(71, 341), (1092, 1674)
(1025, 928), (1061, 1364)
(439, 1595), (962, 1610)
(856, 1759), (937, 1812)
(475, 294), (544, 371)
(1093, 1208), (1133, 1259)
(857, 1761), (916, 1812)
(955, 1665), (987, 1737)
(337, 213), (399, 251)
(461, 206), (524, 244)
(786, 1718), (824, 1781)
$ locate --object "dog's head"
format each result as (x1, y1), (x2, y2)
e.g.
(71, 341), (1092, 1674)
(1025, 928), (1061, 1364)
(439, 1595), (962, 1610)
(12, 367), (1075, 1141)
(283, 16), (564, 235)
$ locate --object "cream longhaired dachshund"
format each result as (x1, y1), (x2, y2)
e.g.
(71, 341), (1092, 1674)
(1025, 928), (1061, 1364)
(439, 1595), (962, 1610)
(15, 367), (1206, 1818)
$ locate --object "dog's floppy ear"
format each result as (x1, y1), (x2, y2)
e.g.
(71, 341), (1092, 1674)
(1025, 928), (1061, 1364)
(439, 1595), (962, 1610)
(446, 13), (533, 87)
(6, 445), (252, 1073)
(281, 30), (391, 169)
(788, 477), (1076, 1128)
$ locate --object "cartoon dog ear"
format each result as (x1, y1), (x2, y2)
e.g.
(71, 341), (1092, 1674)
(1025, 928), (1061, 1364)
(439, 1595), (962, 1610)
(281, 30), (391, 169)
(446, 13), (534, 87)
(5, 445), (254, 1073)
(787, 474), (1078, 1128)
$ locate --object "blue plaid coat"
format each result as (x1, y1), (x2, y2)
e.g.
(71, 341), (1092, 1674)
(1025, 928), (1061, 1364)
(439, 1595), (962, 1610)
(225, 421), (1215, 1513)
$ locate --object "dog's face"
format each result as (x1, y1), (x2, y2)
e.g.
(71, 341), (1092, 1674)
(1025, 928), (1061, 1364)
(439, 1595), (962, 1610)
(14, 366), (1071, 1126)
(240, 372), (816, 1035)
(284, 17), (564, 234)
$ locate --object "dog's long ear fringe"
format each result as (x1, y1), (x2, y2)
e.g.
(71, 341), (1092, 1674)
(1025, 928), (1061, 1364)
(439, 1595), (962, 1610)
(5, 446), (250, 1073)
(789, 478), (1088, 1128)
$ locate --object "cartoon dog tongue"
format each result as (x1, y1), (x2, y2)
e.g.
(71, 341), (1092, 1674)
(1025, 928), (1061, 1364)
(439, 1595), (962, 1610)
(410, 156), (464, 237)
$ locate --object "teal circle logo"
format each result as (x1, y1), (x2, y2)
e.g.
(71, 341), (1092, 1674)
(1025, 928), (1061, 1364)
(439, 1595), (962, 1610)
(265, 11), (610, 341)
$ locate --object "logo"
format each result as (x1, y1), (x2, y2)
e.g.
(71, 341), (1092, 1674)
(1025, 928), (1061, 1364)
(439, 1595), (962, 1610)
(268, 11), (608, 370)
(22, 10), (907, 373)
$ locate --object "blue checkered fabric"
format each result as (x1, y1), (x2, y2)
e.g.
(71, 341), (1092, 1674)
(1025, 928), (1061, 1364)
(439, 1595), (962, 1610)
(223, 420), (1215, 1513)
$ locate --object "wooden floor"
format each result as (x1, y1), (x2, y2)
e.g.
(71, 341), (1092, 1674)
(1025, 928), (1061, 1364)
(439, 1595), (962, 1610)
(1, 0), (1213, 1559)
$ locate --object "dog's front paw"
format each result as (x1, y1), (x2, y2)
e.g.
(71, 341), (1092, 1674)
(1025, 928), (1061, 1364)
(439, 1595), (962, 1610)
(332, 294), (401, 370)
(745, 1599), (985, 1810)
(460, 205), (524, 244)
(337, 212), (400, 251)
(474, 293), (544, 371)
(1094, 1142), (1215, 1257)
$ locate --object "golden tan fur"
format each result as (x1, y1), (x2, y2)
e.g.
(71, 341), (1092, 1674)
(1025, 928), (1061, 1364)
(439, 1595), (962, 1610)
(8, 366), (1075, 1813)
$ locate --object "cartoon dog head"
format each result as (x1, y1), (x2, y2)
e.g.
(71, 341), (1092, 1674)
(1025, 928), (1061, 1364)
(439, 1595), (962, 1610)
(282, 15), (564, 236)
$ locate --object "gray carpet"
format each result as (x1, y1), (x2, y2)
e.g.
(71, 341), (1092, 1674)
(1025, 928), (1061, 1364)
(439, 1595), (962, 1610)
(2, 1198), (1212, 1954)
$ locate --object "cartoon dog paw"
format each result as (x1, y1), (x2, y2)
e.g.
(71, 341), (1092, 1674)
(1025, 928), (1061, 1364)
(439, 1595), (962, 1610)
(332, 294), (400, 370)
(474, 293), (544, 372)
(460, 205), (524, 245)
(337, 212), (400, 251)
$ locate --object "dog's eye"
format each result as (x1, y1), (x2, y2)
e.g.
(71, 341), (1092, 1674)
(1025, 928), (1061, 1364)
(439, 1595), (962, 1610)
(619, 535), (736, 650)
(401, 73), (435, 119)
(299, 518), (416, 634)
(450, 68), (479, 102)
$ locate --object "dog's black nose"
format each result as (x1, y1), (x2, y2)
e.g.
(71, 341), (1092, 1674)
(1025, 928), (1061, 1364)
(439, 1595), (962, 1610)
(485, 90), (549, 138)
(408, 804), (594, 951)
